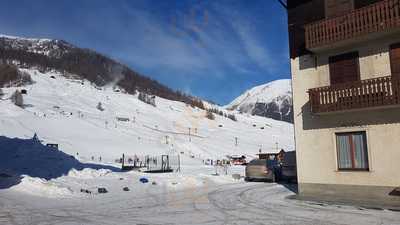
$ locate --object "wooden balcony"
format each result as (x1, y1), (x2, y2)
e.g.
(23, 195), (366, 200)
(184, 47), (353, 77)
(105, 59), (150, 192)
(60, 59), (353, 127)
(305, 0), (400, 51)
(309, 76), (400, 114)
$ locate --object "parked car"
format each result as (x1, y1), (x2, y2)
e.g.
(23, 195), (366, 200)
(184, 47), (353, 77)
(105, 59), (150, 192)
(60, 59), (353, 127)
(279, 151), (297, 183)
(245, 159), (280, 182)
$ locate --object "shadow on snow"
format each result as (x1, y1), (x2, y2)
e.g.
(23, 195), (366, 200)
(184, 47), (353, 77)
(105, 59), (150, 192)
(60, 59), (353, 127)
(0, 135), (120, 189)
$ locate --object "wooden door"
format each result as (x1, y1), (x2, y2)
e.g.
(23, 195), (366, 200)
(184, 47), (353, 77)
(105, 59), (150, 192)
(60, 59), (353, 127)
(390, 43), (400, 78)
(329, 52), (360, 85)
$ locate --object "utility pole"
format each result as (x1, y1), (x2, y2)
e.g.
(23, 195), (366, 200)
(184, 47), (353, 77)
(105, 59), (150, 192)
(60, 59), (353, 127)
(177, 154), (181, 172)
(188, 127), (191, 142)
(235, 137), (238, 146)
(165, 135), (169, 144)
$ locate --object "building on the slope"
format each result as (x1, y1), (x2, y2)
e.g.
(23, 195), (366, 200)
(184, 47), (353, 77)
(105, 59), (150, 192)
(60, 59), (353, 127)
(257, 149), (286, 161)
(116, 117), (130, 122)
(287, 0), (400, 206)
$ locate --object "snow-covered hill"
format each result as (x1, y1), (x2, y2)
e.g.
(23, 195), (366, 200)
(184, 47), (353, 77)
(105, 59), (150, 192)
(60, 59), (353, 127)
(0, 34), (203, 107)
(225, 79), (293, 123)
(0, 69), (294, 165)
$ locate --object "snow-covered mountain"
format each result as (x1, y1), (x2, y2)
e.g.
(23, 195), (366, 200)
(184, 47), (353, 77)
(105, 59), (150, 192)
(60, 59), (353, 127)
(0, 34), (74, 58)
(225, 79), (293, 123)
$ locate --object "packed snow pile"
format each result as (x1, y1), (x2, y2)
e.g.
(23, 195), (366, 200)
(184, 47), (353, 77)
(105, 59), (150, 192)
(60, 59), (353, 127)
(0, 135), (82, 180)
(225, 79), (293, 123)
(10, 175), (74, 198)
(0, 134), (120, 192)
(67, 168), (113, 179)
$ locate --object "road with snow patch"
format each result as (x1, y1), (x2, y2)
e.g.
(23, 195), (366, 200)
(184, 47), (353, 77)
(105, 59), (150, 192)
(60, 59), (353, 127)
(1, 181), (400, 225)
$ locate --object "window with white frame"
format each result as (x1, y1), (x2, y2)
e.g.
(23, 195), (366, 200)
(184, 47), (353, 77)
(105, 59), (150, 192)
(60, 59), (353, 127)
(336, 131), (369, 171)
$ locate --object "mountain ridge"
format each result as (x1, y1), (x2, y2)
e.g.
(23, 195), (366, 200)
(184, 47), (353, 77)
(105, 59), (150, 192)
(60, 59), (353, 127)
(0, 34), (204, 109)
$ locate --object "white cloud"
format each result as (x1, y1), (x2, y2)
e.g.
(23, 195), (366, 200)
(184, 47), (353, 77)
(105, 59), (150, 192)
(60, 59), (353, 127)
(53, 0), (285, 82)
(233, 22), (276, 72)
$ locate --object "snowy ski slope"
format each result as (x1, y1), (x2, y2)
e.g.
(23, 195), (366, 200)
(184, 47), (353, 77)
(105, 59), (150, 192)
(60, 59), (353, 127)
(0, 69), (294, 163)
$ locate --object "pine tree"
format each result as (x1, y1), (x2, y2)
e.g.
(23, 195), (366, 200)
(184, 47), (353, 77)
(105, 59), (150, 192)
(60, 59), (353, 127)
(206, 111), (215, 120)
(228, 114), (237, 121)
(96, 102), (104, 111)
(11, 90), (23, 107)
(138, 92), (156, 107)
(32, 133), (40, 143)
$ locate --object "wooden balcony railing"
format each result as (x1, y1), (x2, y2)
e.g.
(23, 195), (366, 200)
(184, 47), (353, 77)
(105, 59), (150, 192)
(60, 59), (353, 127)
(305, 0), (400, 50)
(309, 76), (400, 114)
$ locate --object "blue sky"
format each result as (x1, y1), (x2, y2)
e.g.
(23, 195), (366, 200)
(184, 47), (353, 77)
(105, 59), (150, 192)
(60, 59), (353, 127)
(0, 0), (289, 105)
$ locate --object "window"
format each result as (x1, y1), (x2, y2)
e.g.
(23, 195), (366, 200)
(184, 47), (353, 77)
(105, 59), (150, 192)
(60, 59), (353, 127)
(336, 132), (369, 170)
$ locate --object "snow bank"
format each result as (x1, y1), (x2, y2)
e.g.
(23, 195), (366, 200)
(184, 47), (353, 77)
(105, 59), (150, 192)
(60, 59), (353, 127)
(10, 175), (74, 198)
(67, 168), (112, 179)
(0, 136), (82, 180)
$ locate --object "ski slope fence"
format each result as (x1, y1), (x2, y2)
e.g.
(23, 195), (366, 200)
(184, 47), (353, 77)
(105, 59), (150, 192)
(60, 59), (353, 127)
(122, 154), (180, 172)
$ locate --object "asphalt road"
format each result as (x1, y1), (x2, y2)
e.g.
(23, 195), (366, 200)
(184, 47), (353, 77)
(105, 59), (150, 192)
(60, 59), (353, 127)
(1, 182), (400, 225)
